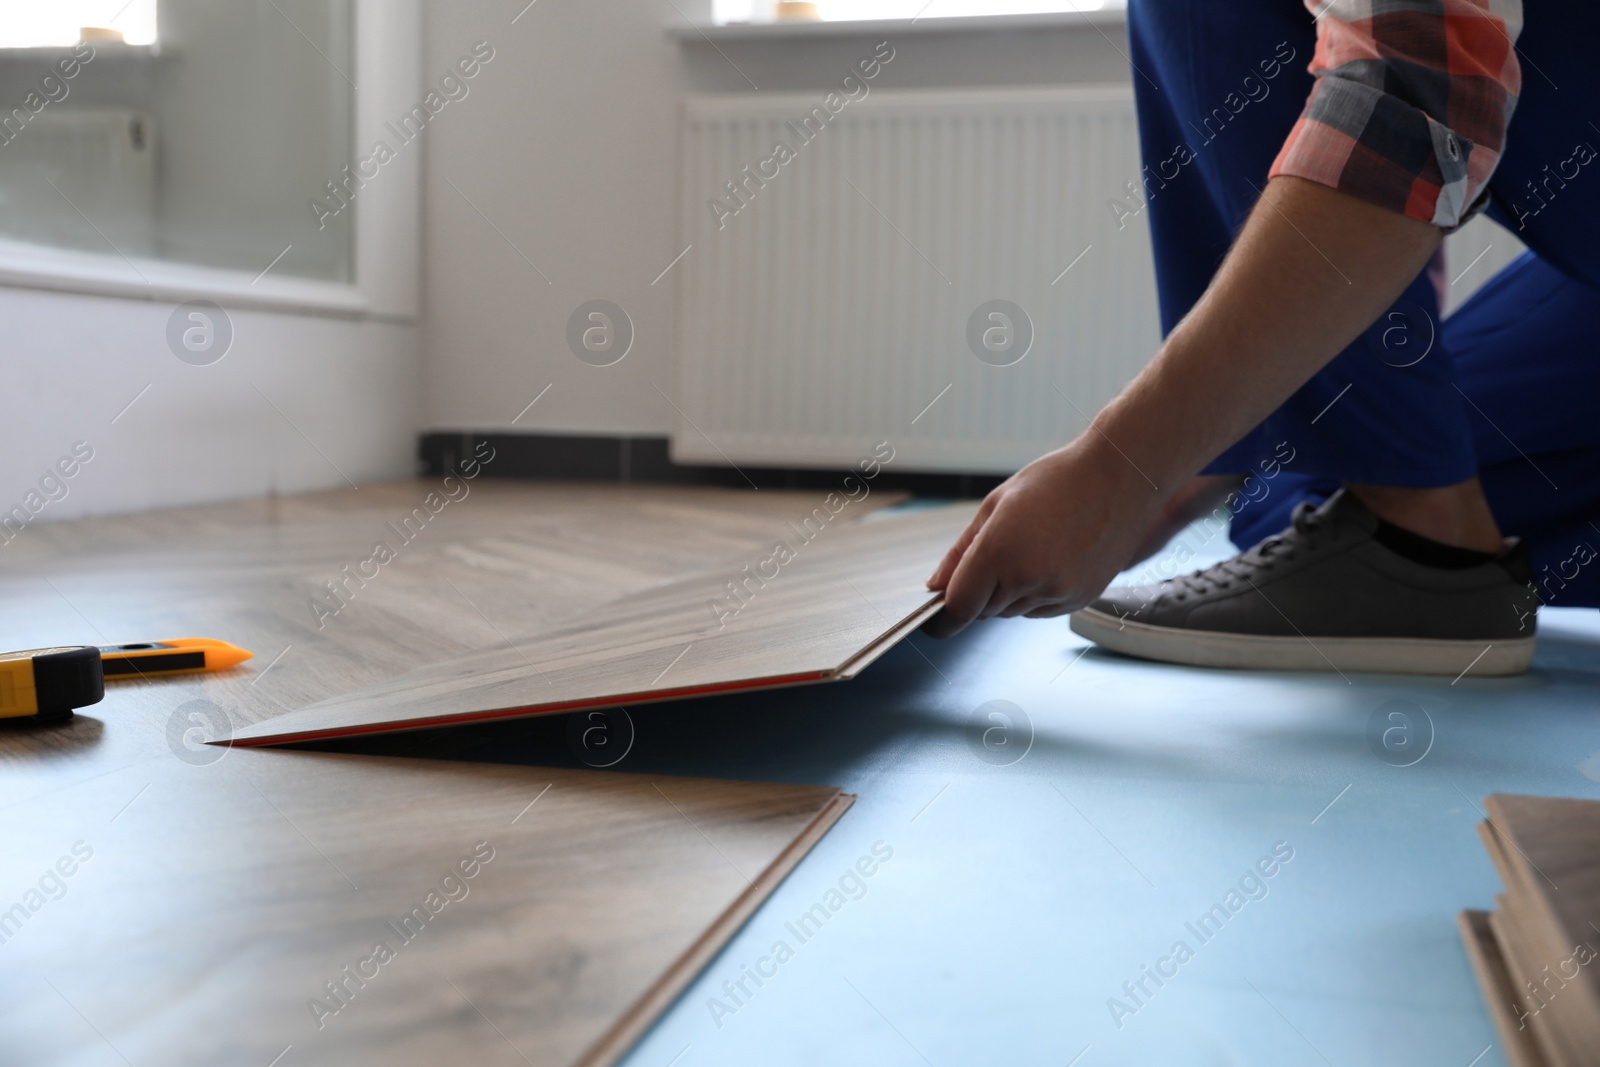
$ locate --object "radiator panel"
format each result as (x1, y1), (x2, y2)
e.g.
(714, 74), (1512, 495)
(0, 108), (157, 258)
(675, 87), (1161, 473)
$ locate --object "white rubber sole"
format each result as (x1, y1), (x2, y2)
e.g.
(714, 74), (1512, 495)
(1069, 607), (1534, 677)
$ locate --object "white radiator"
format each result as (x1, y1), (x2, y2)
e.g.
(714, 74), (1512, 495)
(0, 108), (157, 257)
(674, 86), (1161, 473)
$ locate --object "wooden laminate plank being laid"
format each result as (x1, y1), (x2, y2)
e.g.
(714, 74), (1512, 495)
(229, 503), (977, 747)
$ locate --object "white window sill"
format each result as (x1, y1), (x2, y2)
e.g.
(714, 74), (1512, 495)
(0, 237), (380, 320)
(0, 43), (166, 62)
(671, 7), (1125, 42)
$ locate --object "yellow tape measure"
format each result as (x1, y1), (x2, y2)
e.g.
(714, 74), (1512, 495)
(0, 647), (104, 722)
(98, 638), (253, 679)
(0, 638), (252, 722)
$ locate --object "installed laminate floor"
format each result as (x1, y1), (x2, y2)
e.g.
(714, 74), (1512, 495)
(0, 479), (889, 1066)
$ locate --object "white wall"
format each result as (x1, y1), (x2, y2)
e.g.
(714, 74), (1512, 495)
(1, 0), (422, 527)
(0, 285), (420, 525)
(419, 3), (1129, 438)
(418, 5), (1528, 447)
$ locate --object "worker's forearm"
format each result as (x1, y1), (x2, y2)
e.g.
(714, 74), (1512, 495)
(1091, 176), (1443, 495)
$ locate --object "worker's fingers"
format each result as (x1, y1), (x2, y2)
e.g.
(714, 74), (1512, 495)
(984, 582), (1048, 620)
(926, 493), (998, 591)
(922, 537), (1001, 638)
(998, 595), (1052, 618)
(927, 495), (997, 590)
(919, 607), (968, 639)
(1024, 601), (1078, 619)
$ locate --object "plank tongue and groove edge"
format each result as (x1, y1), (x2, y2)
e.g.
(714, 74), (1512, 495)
(1459, 910), (1552, 1067)
(1485, 796), (1600, 1038)
(230, 503), (978, 746)
(1459, 793), (1600, 1067)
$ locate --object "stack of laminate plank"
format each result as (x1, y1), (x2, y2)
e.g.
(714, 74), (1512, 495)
(1459, 793), (1600, 1067)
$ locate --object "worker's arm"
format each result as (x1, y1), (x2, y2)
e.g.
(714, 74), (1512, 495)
(924, 176), (1442, 636)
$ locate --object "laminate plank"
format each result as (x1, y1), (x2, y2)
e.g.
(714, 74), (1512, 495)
(1481, 795), (1600, 1051)
(0, 751), (850, 1067)
(1460, 910), (1552, 1067)
(1485, 898), (1580, 1067)
(230, 503), (977, 746)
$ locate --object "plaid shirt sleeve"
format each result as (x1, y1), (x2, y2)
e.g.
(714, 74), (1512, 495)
(1269, 0), (1523, 230)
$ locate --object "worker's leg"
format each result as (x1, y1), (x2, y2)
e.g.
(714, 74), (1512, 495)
(1145, 0), (1600, 507)
(1212, 0), (1600, 607)
(1227, 251), (1600, 608)
(1078, 2), (1598, 672)
(1460, 263), (1600, 607)
(1126, 0), (1315, 331)
(1128, 0), (1479, 494)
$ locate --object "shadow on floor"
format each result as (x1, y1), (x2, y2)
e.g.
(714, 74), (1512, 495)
(299, 623), (1092, 782)
(301, 614), (1600, 785)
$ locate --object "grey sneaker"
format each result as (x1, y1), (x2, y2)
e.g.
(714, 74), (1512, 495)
(1070, 490), (1539, 676)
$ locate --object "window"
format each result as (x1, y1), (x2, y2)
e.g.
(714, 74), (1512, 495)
(0, 0), (354, 283)
(712, 0), (1122, 24)
(0, 0), (158, 49)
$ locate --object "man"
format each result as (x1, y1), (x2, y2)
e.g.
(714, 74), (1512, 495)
(926, 1), (1598, 676)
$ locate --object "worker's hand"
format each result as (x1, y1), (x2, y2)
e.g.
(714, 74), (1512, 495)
(922, 439), (1166, 637)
